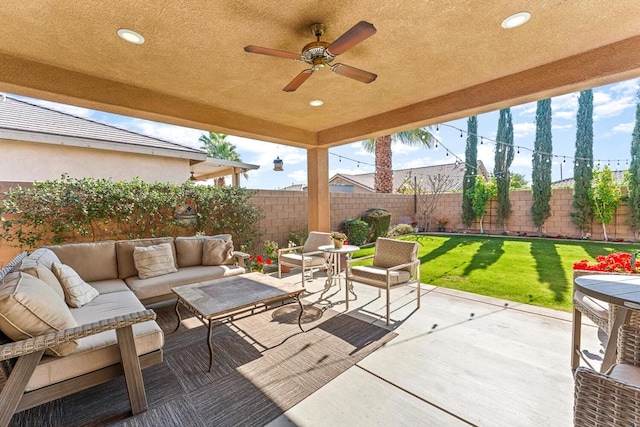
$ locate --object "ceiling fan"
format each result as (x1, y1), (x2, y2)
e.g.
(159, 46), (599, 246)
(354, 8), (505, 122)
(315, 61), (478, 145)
(244, 21), (377, 92)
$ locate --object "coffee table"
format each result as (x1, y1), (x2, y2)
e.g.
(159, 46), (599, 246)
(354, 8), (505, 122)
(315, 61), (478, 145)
(172, 272), (305, 372)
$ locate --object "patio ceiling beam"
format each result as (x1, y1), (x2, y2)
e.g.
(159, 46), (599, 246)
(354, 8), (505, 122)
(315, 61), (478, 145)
(0, 53), (317, 149)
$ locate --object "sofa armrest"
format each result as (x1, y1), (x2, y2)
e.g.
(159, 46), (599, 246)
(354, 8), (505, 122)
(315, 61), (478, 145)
(0, 309), (157, 362)
(232, 251), (250, 269)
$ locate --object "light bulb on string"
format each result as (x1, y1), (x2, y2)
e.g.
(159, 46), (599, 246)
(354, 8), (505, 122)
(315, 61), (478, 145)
(480, 137), (483, 145)
(563, 157), (566, 163)
(460, 130), (463, 138)
(357, 162), (360, 168)
(436, 125), (439, 131)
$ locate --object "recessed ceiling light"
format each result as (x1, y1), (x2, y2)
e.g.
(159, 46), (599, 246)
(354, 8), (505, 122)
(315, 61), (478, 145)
(309, 100), (323, 107)
(501, 12), (531, 29)
(117, 28), (145, 44)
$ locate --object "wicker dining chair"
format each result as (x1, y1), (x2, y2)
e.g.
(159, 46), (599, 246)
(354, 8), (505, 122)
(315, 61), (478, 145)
(574, 324), (640, 426)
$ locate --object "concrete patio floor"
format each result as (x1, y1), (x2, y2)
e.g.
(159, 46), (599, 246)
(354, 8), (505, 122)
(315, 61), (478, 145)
(265, 269), (604, 426)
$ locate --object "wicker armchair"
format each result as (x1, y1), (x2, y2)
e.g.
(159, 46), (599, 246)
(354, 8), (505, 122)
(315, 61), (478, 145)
(346, 238), (420, 325)
(0, 309), (157, 427)
(574, 324), (640, 426)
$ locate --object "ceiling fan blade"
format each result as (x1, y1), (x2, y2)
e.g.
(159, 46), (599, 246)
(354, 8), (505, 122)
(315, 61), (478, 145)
(326, 21), (376, 56)
(283, 69), (314, 92)
(331, 64), (377, 83)
(244, 45), (301, 60)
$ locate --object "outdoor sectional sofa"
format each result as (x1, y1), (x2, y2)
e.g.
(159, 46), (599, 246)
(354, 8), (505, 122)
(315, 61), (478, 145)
(0, 235), (247, 425)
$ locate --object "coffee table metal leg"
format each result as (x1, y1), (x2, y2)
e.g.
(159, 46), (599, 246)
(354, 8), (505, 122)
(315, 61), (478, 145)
(296, 296), (305, 332)
(173, 300), (182, 332)
(208, 319), (215, 372)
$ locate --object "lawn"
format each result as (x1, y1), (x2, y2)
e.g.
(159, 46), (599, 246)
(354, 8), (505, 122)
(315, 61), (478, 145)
(353, 234), (637, 312)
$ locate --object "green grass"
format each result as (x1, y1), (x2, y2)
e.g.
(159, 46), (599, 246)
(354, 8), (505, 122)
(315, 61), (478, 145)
(353, 235), (637, 312)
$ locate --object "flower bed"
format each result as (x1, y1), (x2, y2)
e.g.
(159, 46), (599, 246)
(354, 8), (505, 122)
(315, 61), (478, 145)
(573, 252), (639, 274)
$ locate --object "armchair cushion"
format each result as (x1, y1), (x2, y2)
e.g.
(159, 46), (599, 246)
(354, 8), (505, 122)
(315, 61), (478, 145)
(0, 272), (78, 356)
(608, 363), (640, 385)
(280, 253), (326, 267)
(302, 231), (332, 253)
(349, 265), (411, 286)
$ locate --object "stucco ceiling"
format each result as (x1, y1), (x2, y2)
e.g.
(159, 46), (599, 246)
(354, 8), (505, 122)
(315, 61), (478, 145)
(1, 1), (639, 149)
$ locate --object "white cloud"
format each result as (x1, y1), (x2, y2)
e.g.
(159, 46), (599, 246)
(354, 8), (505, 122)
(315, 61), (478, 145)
(612, 122), (635, 134)
(554, 111), (576, 121)
(593, 91), (612, 105)
(594, 96), (636, 120)
(286, 169), (308, 183)
(610, 78), (640, 96)
(513, 122), (536, 138)
(513, 101), (537, 117)
(552, 123), (574, 130)
(131, 122), (205, 148)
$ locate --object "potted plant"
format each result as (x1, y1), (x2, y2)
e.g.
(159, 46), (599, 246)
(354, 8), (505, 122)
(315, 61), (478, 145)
(435, 216), (448, 232)
(330, 231), (348, 249)
(411, 221), (419, 233)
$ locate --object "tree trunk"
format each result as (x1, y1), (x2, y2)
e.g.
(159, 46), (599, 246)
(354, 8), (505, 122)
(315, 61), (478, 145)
(374, 135), (393, 193)
(479, 215), (484, 234)
(602, 222), (608, 241)
(216, 177), (226, 187)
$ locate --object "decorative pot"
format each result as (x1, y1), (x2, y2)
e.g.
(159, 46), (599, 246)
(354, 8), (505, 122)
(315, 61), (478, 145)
(280, 265), (291, 273)
(333, 239), (344, 249)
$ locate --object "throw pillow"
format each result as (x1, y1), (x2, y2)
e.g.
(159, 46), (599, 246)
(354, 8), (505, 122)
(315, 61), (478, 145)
(52, 262), (99, 308)
(0, 272), (78, 356)
(20, 264), (65, 300)
(203, 238), (235, 266)
(133, 243), (178, 279)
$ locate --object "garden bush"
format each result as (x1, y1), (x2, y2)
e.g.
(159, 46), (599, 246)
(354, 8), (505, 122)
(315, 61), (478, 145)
(341, 218), (368, 245)
(0, 174), (263, 249)
(362, 208), (391, 241)
(388, 223), (415, 237)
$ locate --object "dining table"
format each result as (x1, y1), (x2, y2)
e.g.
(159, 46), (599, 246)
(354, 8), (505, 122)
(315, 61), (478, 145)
(573, 273), (640, 372)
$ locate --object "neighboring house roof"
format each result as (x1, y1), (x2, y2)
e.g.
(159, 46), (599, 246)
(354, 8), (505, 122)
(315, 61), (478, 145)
(329, 160), (489, 193)
(552, 170), (627, 188)
(0, 96), (206, 161)
(281, 184), (306, 191)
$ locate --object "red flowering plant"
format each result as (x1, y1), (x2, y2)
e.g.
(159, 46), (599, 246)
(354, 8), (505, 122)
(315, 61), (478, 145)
(247, 254), (272, 272)
(573, 252), (640, 274)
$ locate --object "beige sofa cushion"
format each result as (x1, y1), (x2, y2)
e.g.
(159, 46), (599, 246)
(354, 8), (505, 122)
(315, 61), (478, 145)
(175, 235), (233, 267)
(20, 264), (65, 300)
(52, 263), (99, 308)
(25, 290), (164, 392)
(88, 279), (130, 295)
(20, 248), (61, 270)
(133, 243), (178, 279)
(47, 240), (118, 282)
(203, 239), (235, 265)
(0, 272), (78, 356)
(116, 237), (177, 279)
(125, 265), (244, 301)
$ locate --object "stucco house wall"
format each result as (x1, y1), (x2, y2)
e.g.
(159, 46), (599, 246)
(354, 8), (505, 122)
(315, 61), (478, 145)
(1, 139), (192, 184)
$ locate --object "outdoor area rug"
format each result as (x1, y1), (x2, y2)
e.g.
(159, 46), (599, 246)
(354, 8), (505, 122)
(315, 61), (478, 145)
(10, 302), (396, 427)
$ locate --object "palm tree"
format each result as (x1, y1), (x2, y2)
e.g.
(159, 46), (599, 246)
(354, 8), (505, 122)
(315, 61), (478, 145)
(198, 132), (247, 186)
(362, 128), (437, 193)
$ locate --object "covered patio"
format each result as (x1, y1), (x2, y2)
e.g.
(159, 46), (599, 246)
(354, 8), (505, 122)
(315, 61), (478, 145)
(8, 269), (603, 425)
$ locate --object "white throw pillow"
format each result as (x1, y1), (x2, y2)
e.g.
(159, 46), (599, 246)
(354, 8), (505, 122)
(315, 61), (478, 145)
(133, 243), (178, 279)
(52, 262), (99, 308)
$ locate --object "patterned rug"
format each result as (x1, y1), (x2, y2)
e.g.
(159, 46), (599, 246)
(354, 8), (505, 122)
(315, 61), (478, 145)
(10, 302), (396, 427)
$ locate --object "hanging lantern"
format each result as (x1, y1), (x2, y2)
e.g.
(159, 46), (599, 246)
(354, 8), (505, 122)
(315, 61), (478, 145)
(273, 156), (283, 171)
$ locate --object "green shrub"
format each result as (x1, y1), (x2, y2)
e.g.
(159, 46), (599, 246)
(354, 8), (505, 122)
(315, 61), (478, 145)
(0, 174), (263, 249)
(388, 224), (415, 237)
(362, 208), (391, 241)
(341, 219), (368, 245)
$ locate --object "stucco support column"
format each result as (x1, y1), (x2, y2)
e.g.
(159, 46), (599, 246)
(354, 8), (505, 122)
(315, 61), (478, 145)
(231, 168), (239, 187)
(307, 147), (330, 232)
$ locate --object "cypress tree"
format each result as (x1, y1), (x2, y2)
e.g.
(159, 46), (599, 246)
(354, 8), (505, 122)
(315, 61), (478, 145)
(531, 99), (553, 233)
(494, 108), (514, 230)
(628, 91), (640, 240)
(462, 116), (478, 227)
(571, 89), (594, 235)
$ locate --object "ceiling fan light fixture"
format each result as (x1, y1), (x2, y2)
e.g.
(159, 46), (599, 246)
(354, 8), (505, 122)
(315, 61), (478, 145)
(117, 28), (145, 44)
(309, 100), (323, 107)
(501, 12), (531, 29)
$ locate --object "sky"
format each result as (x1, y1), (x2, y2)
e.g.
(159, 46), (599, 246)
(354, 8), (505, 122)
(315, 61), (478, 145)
(12, 76), (639, 190)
